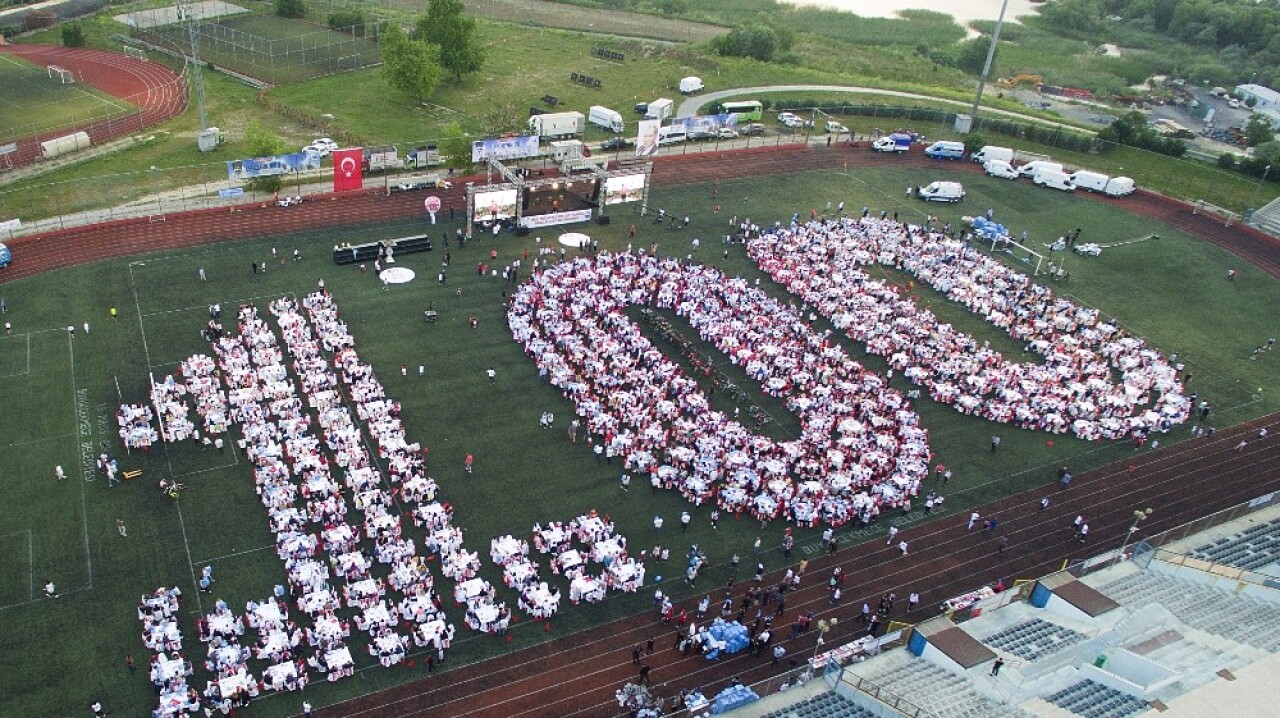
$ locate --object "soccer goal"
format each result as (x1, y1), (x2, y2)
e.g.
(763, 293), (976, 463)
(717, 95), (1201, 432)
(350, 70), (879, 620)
(47, 65), (75, 84)
(123, 46), (149, 62)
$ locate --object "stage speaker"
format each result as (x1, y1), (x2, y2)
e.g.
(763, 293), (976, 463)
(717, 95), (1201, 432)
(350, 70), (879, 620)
(516, 226), (531, 236)
(596, 215), (611, 225)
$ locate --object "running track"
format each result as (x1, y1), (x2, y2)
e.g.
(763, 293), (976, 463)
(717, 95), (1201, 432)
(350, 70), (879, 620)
(0, 44), (186, 168)
(5, 143), (1279, 717)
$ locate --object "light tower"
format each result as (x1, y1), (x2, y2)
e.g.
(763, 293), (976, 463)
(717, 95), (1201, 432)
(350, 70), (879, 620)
(174, 0), (215, 150)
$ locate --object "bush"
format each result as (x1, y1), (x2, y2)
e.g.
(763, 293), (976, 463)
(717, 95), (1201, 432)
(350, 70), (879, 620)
(274, 0), (306, 19)
(327, 10), (365, 36)
(1217, 152), (1237, 169)
(61, 21), (85, 47)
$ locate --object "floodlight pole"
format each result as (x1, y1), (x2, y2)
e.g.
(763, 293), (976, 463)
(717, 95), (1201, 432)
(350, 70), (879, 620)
(175, 0), (209, 131)
(969, 0), (1011, 122)
(1248, 164), (1272, 214)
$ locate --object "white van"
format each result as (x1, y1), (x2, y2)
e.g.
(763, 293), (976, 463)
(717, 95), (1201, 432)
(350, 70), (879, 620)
(1033, 169), (1075, 191)
(1069, 170), (1110, 192)
(917, 181), (965, 202)
(984, 159), (1018, 179)
(657, 126), (687, 145)
(1103, 176), (1136, 197)
(924, 141), (965, 160)
(1018, 160), (1063, 178)
(971, 145), (1013, 164)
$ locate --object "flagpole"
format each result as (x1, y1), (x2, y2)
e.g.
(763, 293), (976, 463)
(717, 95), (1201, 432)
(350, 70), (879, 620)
(969, 0), (1011, 121)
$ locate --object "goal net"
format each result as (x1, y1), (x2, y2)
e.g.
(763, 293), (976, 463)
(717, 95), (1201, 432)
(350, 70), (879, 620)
(123, 46), (149, 62)
(47, 65), (75, 84)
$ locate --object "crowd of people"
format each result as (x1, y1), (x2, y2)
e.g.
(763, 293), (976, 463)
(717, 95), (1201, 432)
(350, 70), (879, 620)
(117, 403), (159, 450)
(509, 251), (932, 528)
(746, 216), (1190, 440)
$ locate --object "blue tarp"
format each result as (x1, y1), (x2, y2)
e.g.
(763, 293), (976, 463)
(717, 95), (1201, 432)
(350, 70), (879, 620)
(0, 242), (10, 269)
(709, 684), (760, 714)
(703, 619), (751, 660)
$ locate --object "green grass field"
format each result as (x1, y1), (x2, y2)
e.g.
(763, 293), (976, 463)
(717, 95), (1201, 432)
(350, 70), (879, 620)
(0, 53), (136, 140)
(1, 166), (1277, 716)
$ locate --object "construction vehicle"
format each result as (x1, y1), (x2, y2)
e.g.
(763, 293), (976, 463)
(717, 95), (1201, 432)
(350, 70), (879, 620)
(997, 74), (1043, 89)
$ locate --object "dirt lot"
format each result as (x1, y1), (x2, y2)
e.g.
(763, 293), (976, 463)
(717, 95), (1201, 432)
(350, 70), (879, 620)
(405, 0), (729, 43)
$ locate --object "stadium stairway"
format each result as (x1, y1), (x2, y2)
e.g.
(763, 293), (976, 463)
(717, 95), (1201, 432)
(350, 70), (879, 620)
(849, 650), (1037, 718)
(1093, 568), (1280, 651)
(1250, 196), (1280, 239)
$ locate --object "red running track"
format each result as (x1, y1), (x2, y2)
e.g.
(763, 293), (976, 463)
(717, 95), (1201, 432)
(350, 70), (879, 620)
(0, 44), (187, 168)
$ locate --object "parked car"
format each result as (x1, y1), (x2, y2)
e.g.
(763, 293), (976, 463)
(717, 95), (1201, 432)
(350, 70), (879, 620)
(716, 127), (739, 139)
(739, 123), (766, 136)
(777, 111), (811, 128)
(601, 137), (634, 151)
(302, 143), (330, 158)
(312, 138), (339, 152)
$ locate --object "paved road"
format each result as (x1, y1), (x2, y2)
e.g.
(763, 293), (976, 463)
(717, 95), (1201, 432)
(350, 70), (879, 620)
(676, 84), (1090, 132)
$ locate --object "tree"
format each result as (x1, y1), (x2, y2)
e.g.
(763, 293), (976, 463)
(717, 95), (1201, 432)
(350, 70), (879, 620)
(60, 22), (85, 47)
(954, 37), (994, 76)
(1244, 114), (1276, 148)
(242, 122), (290, 194)
(712, 24), (778, 63)
(963, 133), (988, 156)
(439, 122), (473, 173)
(380, 24), (443, 100)
(415, 0), (484, 82)
(274, 0), (306, 19)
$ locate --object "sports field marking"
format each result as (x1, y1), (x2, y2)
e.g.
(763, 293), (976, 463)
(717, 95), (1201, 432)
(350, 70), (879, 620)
(66, 332), (94, 592)
(174, 499), (204, 616)
(0, 332), (31, 378)
(192, 542), (273, 569)
(4, 433), (78, 449)
(171, 446), (240, 479)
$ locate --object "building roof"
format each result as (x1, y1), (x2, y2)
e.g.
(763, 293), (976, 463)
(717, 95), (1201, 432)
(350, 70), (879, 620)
(1235, 84), (1280, 103)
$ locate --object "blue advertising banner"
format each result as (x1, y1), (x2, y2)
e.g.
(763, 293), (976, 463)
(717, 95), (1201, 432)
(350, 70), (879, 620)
(226, 152), (321, 181)
(471, 135), (540, 163)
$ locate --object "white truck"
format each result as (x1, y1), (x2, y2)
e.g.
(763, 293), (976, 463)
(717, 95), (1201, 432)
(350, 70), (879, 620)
(364, 146), (399, 172)
(679, 76), (704, 94)
(872, 133), (913, 153)
(645, 98), (674, 122)
(984, 159), (1019, 179)
(588, 106), (625, 133)
(527, 111), (585, 140)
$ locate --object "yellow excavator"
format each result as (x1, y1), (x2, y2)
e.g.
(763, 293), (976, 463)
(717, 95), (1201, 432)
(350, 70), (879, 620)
(997, 74), (1043, 89)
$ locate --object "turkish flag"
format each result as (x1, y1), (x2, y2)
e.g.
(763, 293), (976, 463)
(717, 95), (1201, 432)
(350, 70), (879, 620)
(332, 148), (363, 192)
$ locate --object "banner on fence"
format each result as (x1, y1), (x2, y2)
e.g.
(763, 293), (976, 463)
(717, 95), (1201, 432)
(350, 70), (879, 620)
(226, 152), (320, 181)
(518, 209), (592, 229)
(218, 188), (244, 199)
(0, 142), (17, 157)
(635, 119), (660, 157)
(471, 135), (540, 163)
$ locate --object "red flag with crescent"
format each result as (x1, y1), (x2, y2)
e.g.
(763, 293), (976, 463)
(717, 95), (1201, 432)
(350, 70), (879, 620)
(332, 148), (363, 192)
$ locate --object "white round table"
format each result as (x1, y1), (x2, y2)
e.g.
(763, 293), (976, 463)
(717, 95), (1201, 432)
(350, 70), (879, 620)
(379, 267), (415, 284)
(559, 232), (591, 248)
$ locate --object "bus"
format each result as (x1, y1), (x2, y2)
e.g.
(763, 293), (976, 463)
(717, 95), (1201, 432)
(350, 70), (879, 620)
(720, 100), (763, 122)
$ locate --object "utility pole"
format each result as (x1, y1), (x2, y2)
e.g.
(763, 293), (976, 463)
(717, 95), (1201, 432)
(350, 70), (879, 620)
(969, 0), (1011, 121)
